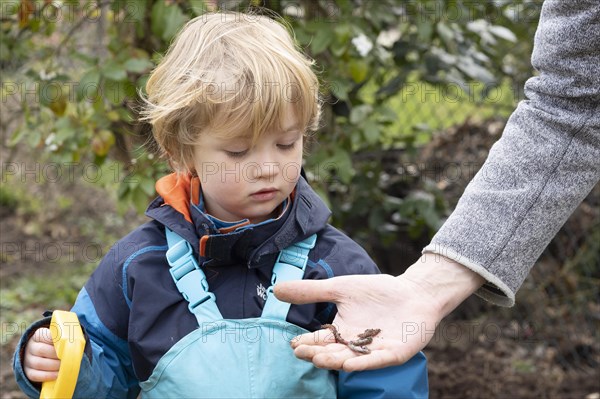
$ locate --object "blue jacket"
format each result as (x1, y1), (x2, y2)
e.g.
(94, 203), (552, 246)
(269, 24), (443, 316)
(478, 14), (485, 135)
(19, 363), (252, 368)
(14, 174), (427, 398)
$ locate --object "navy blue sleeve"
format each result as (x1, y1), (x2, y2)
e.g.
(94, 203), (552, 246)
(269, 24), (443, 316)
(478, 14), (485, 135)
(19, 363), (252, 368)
(314, 226), (380, 277)
(64, 234), (148, 398)
(69, 287), (139, 398)
(337, 352), (429, 399)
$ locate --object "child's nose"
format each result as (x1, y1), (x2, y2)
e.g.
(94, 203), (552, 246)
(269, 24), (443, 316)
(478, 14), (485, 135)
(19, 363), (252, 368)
(250, 153), (280, 180)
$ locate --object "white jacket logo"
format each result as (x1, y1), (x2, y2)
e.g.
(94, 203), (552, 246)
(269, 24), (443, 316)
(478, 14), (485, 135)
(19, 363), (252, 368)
(256, 283), (267, 301)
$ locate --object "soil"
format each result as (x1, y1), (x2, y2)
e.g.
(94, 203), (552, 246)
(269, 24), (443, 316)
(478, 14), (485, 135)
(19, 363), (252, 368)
(1, 118), (599, 398)
(415, 118), (600, 398)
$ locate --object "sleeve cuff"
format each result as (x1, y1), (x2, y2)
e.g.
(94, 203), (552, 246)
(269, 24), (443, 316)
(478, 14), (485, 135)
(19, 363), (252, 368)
(12, 316), (53, 398)
(422, 244), (516, 307)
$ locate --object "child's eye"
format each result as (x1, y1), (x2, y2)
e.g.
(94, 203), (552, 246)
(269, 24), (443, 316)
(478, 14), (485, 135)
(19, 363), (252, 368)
(224, 149), (248, 158)
(277, 142), (296, 151)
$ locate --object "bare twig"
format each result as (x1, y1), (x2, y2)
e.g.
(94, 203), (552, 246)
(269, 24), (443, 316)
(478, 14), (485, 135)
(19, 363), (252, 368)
(54, 0), (113, 58)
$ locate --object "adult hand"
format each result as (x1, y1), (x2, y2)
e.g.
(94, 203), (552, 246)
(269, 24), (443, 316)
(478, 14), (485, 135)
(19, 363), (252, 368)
(274, 254), (485, 371)
(23, 328), (60, 382)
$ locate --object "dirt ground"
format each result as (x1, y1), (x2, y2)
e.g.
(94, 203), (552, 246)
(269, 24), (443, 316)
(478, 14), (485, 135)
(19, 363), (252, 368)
(1, 119), (599, 398)
(416, 119), (600, 398)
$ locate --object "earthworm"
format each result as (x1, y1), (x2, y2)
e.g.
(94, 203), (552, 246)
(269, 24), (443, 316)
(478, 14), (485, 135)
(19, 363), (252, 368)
(322, 324), (381, 355)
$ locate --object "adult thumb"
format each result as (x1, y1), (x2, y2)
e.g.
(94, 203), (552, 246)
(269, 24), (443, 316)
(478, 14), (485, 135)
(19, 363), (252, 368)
(273, 278), (340, 304)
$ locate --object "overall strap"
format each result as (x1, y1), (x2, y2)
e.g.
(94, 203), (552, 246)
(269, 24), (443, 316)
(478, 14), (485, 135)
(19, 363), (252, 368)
(165, 228), (223, 324)
(261, 234), (317, 320)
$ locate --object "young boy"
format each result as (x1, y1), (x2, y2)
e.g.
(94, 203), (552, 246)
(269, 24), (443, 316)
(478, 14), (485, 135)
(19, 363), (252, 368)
(14, 11), (427, 398)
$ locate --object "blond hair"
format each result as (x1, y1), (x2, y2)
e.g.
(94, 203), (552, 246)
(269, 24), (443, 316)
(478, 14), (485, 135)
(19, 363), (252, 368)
(141, 11), (320, 173)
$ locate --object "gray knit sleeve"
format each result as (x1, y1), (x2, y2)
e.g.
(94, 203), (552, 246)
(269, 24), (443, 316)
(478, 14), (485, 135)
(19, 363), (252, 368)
(422, 0), (600, 306)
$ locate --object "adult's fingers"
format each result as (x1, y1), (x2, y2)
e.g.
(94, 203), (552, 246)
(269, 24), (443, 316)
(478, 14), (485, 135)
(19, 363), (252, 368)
(310, 346), (357, 370)
(295, 344), (407, 372)
(273, 279), (339, 304)
(295, 344), (354, 367)
(290, 328), (336, 348)
(341, 349), (404, 372)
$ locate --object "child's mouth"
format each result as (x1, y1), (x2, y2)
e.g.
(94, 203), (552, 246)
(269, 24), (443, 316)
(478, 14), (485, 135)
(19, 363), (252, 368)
(251, 188), (278, 201)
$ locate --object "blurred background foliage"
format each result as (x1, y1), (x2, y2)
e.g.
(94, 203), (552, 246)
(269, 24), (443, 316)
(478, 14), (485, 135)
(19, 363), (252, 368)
(2, 1), (599, 397)
(2, 0), (540, 260)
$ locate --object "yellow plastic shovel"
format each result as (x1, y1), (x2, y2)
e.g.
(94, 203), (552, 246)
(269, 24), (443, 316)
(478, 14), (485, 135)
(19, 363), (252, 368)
(39, 311), (85, 399)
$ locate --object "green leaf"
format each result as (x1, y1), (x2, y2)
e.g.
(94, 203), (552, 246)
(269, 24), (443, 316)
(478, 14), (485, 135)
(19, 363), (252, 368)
(91, 130), (115, 157)
(330, 41), (347, 57)
(103, 80), (128, 105)
(368, 208), (385, 230)
(489, 25), (517, 42)
(76, 70), (100, 101)
(456, 57), (495, 84)
(376, 74), (407, 98)
(417, 20), (433, 42)
(190, 1), (211, 16)
(152, 2), (188, 42)
(350, 104), (372, 124)
(72, 51), (97, 64)
(375, 105), (398, 123)
(38, 82), (60, 108)
(121, 80), (137, 99)
(349, 59), (368, 83)
(311, 28), (333, 55)
(9, 126), (27, 146)
(361, 120), (380, 145)
(436, 22), (455, 44)
(117, 181), (129, 198)
(122, 0), (146, 23)
(140, 178), (156, 196)
(334, 24), (352, 42)
(163, 7), (188, 41)
(54, 117), (75, 143)
(124, 58), (153, 73)
(117, 107), (134, 123)
(304, 20), (320, 34)
(151, 2), (166, 39)
(136, 75), (150, 94)
(102, 62), (127, 82)
(0, 42), (9, 61)
(328, 150), (354, 184)
(132, 186), (149, 214)
(329, 79), (352, 101)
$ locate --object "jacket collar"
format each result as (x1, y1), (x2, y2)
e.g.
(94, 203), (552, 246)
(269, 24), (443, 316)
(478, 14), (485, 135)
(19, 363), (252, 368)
(145, 173), (331, 268)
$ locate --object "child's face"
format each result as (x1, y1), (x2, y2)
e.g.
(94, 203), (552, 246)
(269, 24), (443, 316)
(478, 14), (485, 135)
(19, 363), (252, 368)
(193, 114), (303, 224)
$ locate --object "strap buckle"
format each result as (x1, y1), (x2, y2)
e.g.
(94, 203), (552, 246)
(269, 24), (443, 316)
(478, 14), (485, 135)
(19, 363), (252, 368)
(167, 240), (202, 282)
(165, 228), (223, 322)
(175, 270), (216, 312)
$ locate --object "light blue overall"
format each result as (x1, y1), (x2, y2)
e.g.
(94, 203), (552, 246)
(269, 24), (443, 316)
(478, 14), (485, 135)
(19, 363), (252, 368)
(140, 229), (337, 398)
